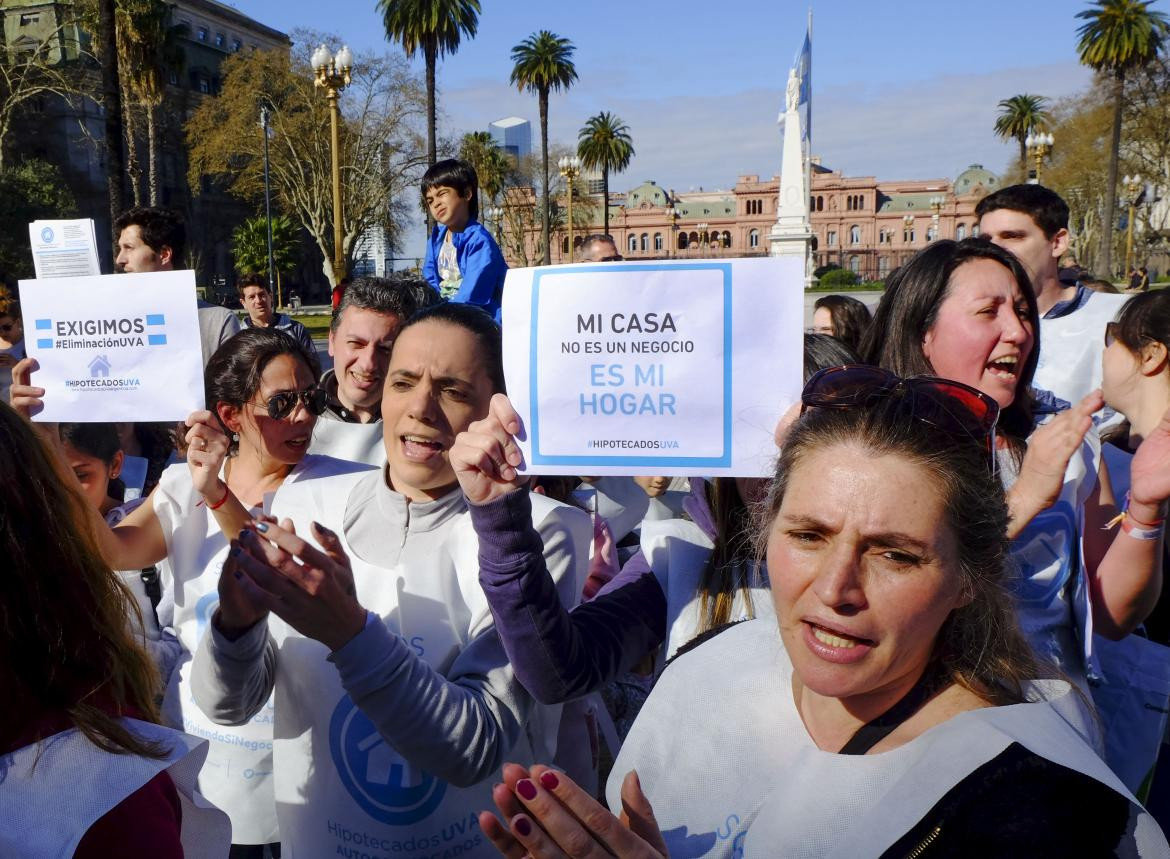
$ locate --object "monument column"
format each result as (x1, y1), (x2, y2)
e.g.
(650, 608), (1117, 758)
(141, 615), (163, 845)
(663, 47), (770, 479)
(770, 68), (814, 285)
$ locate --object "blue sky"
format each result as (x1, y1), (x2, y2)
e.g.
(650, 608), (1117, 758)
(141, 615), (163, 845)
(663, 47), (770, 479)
(225, 0), (1164, 254)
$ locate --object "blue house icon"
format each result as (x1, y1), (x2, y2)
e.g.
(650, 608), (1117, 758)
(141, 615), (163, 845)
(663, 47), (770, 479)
(89, 355), (111, 377)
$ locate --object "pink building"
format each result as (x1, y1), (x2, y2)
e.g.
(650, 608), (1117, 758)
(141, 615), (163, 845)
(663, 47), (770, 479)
(502, 163), (1001, 282)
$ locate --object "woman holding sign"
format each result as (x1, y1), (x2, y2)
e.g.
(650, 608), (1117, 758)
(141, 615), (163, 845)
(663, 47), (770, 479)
(10, 327), (359, 854)
(187, 303), (590, 858)
(478, 371), (1166, 857)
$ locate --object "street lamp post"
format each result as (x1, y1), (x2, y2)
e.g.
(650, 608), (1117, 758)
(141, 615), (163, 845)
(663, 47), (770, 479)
(311, 43), (353, 285)
(485, 205), (505, 255)
(929, 195), (944, 242)
(259, 105), (276, 303)
(1025, 131), (1054, 185)
(902, 214), (915, 263)
(666, 206), (678, 258)
(698, 221), (709, 252)
(558, 156), (580, 262)
(1123, 173), (1143, 278)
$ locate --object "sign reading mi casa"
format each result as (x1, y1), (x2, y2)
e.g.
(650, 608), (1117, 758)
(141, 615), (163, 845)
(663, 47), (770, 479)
(19, 270), (205, 423)
(500, 257), (805, 478)
(35, 313), (170, 350)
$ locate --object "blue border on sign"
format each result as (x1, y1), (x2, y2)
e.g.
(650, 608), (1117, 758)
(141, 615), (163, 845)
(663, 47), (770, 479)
(529, 262), (733, 468)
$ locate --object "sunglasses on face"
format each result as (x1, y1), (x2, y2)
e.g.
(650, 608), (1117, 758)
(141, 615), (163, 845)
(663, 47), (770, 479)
(1105, 321), (1119, 348)
(597, 255), (624, 262)
(251, 386), (327, 420)
(801, 365), (1000, 471)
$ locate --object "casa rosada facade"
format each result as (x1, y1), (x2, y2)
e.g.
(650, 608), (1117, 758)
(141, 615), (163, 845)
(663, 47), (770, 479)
(503, 164), (1000, 281)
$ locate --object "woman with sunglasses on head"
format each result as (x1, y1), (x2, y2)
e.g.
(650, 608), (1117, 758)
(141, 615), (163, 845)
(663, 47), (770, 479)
(10, 326), (360, 855)
(187, 303), (590, 857)
(479, 375), (1166, 857)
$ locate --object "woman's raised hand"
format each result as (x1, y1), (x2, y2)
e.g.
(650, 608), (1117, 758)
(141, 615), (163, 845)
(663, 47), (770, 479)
(1007, 390), (1102, 536)
(451, 393), (528, 505)
(184, 410), (231, 503)
(9, 357), (44, 418)
(1128, 402), (1170, 522)
(479, 763), (667, 859)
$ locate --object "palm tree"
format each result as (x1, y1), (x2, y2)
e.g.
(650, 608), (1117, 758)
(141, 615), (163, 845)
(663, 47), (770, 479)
(379, 0), (480, 169)
(458, 130), (509, 214)
(577, 112), (634, 237)
(993, 94), (1051, 177)
(510, 31), (577, 266)
(1076, 0), (1170, 276)
(233, 214), (300, 306)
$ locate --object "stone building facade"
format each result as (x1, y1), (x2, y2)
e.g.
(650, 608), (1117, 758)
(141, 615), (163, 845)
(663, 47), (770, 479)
(504, 163), (1001, 282)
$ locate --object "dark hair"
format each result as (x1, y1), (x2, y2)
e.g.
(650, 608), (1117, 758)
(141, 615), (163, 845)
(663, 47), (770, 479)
(1113, 288), (1170, 357)
(813, 294), (873, 354)
(204, 327), (321, 452)
(331, 273), (442, 332)
(0, 402), (166, 757)
(236, 273), (268, 296)
(113, 207), (186, 266)
(399, 302), (504, 393)
(1083, 277), (1120, 294)
(859, 238), (1039, 452)
(60, 422), (125, 503)
(421, 158), (479, 221)
(761, 396), (1046, 706)
(975, 184), (1069, 240)
(802, 333), (859, 384)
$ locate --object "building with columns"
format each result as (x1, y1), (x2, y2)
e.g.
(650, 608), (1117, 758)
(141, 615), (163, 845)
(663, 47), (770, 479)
(499, 162), (1001, 281)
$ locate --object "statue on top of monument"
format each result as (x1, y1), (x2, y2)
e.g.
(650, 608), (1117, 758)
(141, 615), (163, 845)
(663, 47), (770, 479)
(785, 67), (800, 113)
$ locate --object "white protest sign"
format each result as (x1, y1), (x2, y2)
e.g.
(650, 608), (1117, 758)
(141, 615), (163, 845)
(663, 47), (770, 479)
(20, 270), (204, 422)
(502, 257), (803, 477)
(29, 219), (102, 279)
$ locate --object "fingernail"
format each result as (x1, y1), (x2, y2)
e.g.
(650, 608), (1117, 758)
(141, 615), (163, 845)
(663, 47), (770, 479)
(511, 814), (532, 837)
(539, 770), (559, 790)
(228, 543), (240, 557)
(233, 570), (243, 580)
(516, 778), (537, 801)
(313, 520), (335, 537)
(255, 521), (269, 533)
(240, 529), (254, 542)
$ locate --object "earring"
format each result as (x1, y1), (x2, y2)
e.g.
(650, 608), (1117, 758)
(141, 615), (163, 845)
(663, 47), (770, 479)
(231, 432), (239, 443)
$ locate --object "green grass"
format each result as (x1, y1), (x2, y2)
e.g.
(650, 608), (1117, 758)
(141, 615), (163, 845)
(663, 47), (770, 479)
(291, 313), (333, 337)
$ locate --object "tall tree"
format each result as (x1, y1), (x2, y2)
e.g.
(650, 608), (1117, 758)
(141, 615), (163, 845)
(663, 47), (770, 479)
(1076, 0), (1169, 276)
(510, 30), (577, 266)
(186, 34), (428, 287)
(378, 0), (479, 170)
(577, 111), (634, 237)
(97, 0), (125, 233)
(993, 94), (1051, 176)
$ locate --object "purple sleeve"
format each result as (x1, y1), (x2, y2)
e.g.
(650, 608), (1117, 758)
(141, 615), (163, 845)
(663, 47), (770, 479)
(472, 490), (667, 704)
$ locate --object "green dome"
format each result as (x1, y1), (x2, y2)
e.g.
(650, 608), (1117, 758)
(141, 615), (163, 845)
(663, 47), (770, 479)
(626, 181), (670, 208)
(953, 164), (999, 197)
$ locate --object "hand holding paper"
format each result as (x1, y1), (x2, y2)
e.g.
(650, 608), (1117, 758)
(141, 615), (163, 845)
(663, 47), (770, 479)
(451, 393), (529, 505)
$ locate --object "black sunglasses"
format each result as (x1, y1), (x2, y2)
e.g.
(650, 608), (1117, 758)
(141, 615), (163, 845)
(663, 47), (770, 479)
(802, 365), (1000, 470)
(597, 255), (624, 262)
(251, 386), (327, 420)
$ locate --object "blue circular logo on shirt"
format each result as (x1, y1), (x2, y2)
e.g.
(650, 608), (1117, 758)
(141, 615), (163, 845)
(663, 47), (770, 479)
(329, 695), (447, 825)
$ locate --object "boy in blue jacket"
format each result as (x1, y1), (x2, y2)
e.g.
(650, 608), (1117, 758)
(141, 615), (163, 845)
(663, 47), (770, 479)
(422, 159), (508, 321)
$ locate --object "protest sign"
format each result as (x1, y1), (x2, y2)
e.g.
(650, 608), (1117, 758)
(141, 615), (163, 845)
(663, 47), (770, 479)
(29, 219), (102, 279)
(502, 257), (803, 477)
(20, 270), (204, 423)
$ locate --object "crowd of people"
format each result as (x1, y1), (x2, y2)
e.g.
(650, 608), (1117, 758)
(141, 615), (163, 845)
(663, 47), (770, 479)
(3, 162), (1170, 858)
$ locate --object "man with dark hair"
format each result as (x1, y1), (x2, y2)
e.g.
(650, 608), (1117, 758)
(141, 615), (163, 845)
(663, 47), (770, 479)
(977, 184), (1127, 406)
(579, 234), (622, 263)
(311, 273), (441, 463)
(237, 273), (314, 355)
(113, 206), (241, 366)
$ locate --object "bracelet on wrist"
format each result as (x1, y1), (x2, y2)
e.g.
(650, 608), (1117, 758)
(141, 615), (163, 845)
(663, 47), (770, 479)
(1103, 491), (1167, 533)
(201, 482), (230, 511)
(1121, 517), (1165, 541)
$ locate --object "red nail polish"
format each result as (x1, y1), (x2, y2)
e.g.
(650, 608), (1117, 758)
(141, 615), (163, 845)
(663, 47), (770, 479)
(512, 815), (532, 837)
(516, 778), (537, 800)
(539, 771), (559, 790)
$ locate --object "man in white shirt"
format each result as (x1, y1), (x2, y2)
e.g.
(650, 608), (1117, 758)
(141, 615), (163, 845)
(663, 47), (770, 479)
(976, 185), (1126, 407)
